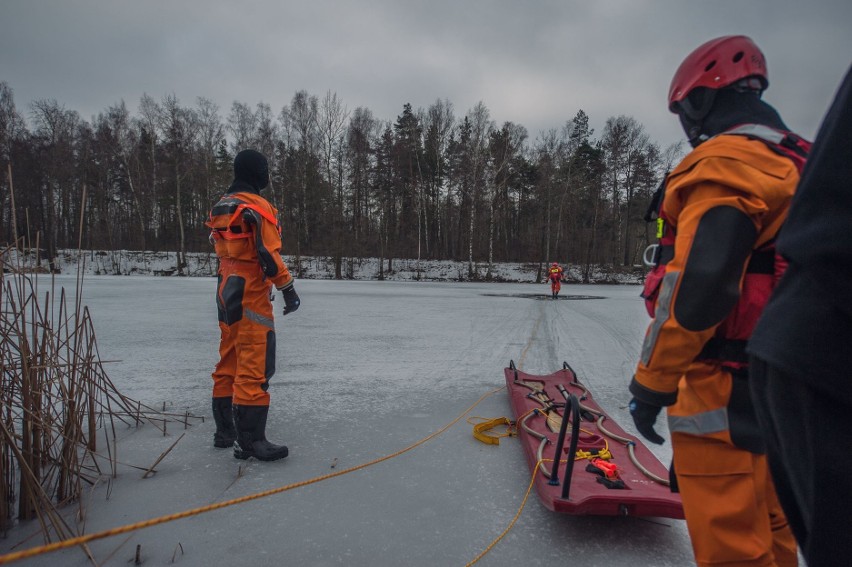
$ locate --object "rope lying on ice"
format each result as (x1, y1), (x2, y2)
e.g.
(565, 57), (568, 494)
(0, 386), (507, 565)
(464, 458), (558, 567)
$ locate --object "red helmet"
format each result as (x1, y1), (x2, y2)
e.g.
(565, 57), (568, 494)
(668, 35), (768, 113)
(551, 262), (559, 266)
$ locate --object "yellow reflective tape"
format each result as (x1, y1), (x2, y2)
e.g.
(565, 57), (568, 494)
(655, 218), (665, 239)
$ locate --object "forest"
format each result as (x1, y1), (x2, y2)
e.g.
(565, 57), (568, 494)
(0, 81), (683, 282)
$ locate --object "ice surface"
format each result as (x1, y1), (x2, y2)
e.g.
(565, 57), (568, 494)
(1, 276), (694, 566)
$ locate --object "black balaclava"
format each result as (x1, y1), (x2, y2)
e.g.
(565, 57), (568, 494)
(232, 149), (270, 192)
(678, 86), (788, 148)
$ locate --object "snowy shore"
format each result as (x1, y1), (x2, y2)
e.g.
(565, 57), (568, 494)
(17, 249), (646, 285)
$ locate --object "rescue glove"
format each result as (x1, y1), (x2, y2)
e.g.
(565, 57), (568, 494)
(629, 397), (665, 445)
(279, 283), (300, 316)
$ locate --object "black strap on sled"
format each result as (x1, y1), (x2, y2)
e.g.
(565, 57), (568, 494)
(548, 390), (581, 500)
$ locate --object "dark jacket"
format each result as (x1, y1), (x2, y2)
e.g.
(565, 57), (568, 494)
(749, 65), (852, 406)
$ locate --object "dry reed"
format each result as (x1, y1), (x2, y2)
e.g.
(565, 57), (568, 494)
(1, 165), (202, 546)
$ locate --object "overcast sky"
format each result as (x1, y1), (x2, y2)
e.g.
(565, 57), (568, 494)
(2, 1), (850, 148)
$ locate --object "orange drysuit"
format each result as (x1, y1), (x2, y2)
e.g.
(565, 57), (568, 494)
(632, 132), (800, 567)
(208, 188), (293, 407)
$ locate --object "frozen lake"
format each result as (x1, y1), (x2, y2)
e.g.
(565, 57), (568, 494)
(2, 276), (695, 566)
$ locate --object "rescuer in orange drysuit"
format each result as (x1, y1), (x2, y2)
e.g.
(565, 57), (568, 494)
(207, 149), (300, 462)
(628, 36), (809, 567)
(546, 262), (563, 299)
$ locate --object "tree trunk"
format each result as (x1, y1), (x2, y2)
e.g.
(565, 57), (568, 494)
(175, 163), (186, 275)
(487, 197), (494, 280)
(467, 196), (475, 279)
(123, 157), (147, 250)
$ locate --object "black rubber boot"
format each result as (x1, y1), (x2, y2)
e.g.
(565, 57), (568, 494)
(212, 397), (237, 448)
(233, 405), (289, 461)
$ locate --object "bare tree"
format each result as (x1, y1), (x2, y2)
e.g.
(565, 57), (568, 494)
(227, 101), (258, 153)
(289, 90), (318, 153)
(196, 97), (226, 209)
(346, 106), (379, 250)
(0, 82), (26, 243)
(553, 110), (593, 261)
(485, 122), (527, 278)
(422, 99), (455, 256)
(285, 90), (319, 268)
(159, 94), (199, 273)
(465, 101), (492, 278)
(317, 91), (349, 278)
(30, 99), (80, 267)
(660, 140), (686, 173)
(601, 115), (650, 265)
(535, 128), (562, 274)
(107, 101), (147, 248)
(254, 101), (281, 204)
(0, 83), (25, 163)
(137, 93), (162, 242)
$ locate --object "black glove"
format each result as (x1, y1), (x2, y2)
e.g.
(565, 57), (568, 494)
(629, 397), (665, 445)
(279, 283), (300, 316)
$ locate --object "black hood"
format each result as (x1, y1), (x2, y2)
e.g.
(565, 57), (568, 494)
(680, 89), (788, 147)
(233, 149), (269, 191)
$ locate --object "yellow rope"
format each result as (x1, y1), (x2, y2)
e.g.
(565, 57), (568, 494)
(575, 447), (613, 461)
(0, 386), (507, 565)
(464, 459), (557, 567)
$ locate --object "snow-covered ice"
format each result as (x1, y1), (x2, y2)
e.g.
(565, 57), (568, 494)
(1, 276), (694, 566)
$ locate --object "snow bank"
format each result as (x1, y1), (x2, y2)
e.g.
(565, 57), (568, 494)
(23, 249), (646, 285)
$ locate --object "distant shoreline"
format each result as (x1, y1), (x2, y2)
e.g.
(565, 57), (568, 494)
(10, 249), (646, 285)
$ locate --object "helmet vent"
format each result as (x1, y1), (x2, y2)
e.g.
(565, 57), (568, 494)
(704, 60), (717, 72)
(732, 51), (744, 63)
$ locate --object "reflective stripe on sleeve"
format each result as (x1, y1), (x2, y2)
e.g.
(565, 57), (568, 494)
(641, 270), (680, 366)
(668, 408), (728, 436)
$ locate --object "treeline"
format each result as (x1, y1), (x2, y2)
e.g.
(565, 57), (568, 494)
(0, 82), (683, 281)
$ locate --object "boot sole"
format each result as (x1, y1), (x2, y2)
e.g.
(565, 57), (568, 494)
(214, 435), (236, 449)
(255, 450), (289, 462)
(233, 448), (289, 461)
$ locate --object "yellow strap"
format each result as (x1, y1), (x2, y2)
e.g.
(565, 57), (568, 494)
(472, 417), (515, 445)
(575, 448), (613, 460)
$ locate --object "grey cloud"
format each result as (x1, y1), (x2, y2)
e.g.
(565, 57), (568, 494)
(2, 0), (850, 146)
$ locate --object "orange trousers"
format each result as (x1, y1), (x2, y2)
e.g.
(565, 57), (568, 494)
(550, 280), (561, 294)
(211, 258), (276, 406)
(672, 432), (798, 567)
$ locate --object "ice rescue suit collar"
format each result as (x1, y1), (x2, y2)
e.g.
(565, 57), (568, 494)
(631, 131), (804, 567)
(226, 179), (259, 195)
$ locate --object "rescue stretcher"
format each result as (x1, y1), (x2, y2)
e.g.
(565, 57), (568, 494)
(504, 361), (685, 518)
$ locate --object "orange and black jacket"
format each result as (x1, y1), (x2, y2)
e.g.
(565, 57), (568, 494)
(631, 129), (804, 409)
(206, 181), (293, 289)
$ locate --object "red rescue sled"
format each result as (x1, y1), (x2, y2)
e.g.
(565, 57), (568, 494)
(505, 360), (684, 518)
